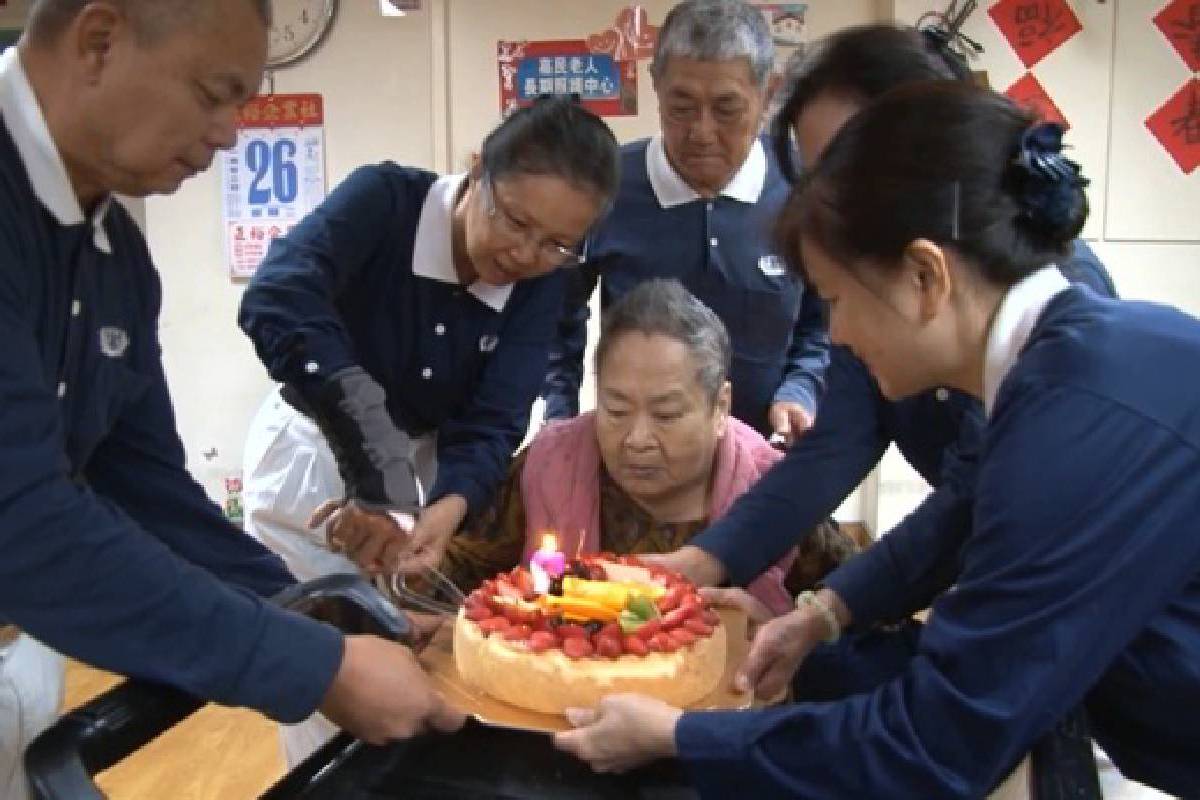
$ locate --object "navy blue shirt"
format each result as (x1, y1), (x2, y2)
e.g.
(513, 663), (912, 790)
(239, 165), (565, 517)
(542, 137), (829, 434)
(0, 117), (341, 722)
(694, 242), (1115, 589)
(678, 285), (1200, 797)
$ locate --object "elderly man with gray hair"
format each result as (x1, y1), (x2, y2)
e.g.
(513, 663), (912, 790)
(543, 0), (829, 447)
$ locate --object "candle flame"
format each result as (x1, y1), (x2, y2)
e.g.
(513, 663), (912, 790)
(541, 532), (558, 552)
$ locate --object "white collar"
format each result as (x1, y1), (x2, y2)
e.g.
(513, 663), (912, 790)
(646, 134), (767, 208)
(411, 173), (513, 313)
(0, 48), (112, 253)
(982, 265), (1070, 416)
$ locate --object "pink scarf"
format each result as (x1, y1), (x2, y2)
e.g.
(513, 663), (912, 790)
(520, 412), (796, 615)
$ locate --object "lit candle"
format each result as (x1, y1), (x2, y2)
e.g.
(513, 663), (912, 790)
(529, 532), (565, 594)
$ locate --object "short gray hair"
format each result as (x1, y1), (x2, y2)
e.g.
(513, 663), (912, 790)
(595, 279), (731, 405)
(28, 0), (270, 45)
(651, 0), (774, 88)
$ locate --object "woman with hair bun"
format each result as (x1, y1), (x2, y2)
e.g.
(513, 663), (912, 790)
(556, 83), (1200, 799)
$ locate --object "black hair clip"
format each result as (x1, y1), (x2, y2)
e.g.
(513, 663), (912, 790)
(1014, 123), (1082, 182)
(917, 27), (973, 82)
(1012, 122), (1089, 230)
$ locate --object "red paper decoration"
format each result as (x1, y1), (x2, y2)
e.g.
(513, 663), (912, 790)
(1153, 0), (1200, 73)
(988, 0), (1083, 69)
(1005, 72), (1069, 129)
(1145, 78), (1200, 175)
(587, 5), (659, 63)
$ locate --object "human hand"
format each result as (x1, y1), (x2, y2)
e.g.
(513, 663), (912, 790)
(319, 635), (466, 744)
(767, 401), (815, 448)
(310, 499), (412, 575)
(392, 495), (468, 576)
(699, 586), (773, 626)
(553, 694), (682, 773)
(404, 611), (447, 653)
(640, 545), (726, 586)
(735, 595), (841, 700)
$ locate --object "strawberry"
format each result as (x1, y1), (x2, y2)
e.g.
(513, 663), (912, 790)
(634, 619), (662, 641)
(465, 605), (493, 622)
(562, 636), (595, 659)
(684, 618), (713, 637)
(599, 622), (623, 640)
(512, 568), (535, 598)
(495, 580), (524, 602)
(679, 593), (703, 615)
(557, 623), (588, 640)
(528, 631), (558, 653)
(502, 624), (532, 641)
(623, 635), (649, 656)
(661, 608), (690, 630)
(595, 636), (623, 659)
(477, 616), (510, 635)
(650, 632), (677, 653)
(659, 584), (687, 612)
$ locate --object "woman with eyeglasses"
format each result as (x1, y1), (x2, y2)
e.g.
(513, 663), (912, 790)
(236, 95), (619, 765)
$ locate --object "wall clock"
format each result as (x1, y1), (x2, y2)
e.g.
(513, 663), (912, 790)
(266, 0), (338, 69)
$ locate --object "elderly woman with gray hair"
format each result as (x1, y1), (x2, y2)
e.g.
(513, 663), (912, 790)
(443, 279), (855, 612)
(543, 0), (830, 447)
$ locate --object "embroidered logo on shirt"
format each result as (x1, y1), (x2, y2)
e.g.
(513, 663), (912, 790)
(479, 334), (499, 353)
(758, 254), (788, 278)
(98, 326), (130, 358)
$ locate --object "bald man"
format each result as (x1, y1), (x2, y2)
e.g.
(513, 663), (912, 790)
(0, 3), (461, 795)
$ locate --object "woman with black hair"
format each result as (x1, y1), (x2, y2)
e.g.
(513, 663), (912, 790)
(237, 96), (619, 764)
(556, 83), (1200, 799)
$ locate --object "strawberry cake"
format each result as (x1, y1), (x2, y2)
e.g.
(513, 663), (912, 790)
(453, 554), (727, 715)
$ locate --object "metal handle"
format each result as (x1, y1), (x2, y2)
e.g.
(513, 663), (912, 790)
(25, 574), (409, 800)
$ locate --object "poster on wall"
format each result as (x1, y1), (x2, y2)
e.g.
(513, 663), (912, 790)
(1153, 0), (1200, 73)
(987, 0), (1082, 69)
(756, 2), (807, 48)
(1005, 71), (1069, 129)
(752, 3), (808, 101)
(220, 93), (326, 279)
(497, 39), (637, 117)
(585, 6), (658, 62)
(1145, 78), (1200, 175)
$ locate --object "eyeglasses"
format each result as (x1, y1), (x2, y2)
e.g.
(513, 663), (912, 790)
(479, 175), (586, 269)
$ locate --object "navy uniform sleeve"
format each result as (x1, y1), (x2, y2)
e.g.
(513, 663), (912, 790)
(0, 238), (342, 723)
(431, 273), (565, 517)
(541, 257), (600, 420)
(1060, 239), (1117, 298)
(690, 347), (886, 585)
(238, 165), (405, 387)
(770, 284), (830, 415)
(677, 383), (1200, 797)
(823, 397), (980, 626)
(822, 480), (970, 627)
